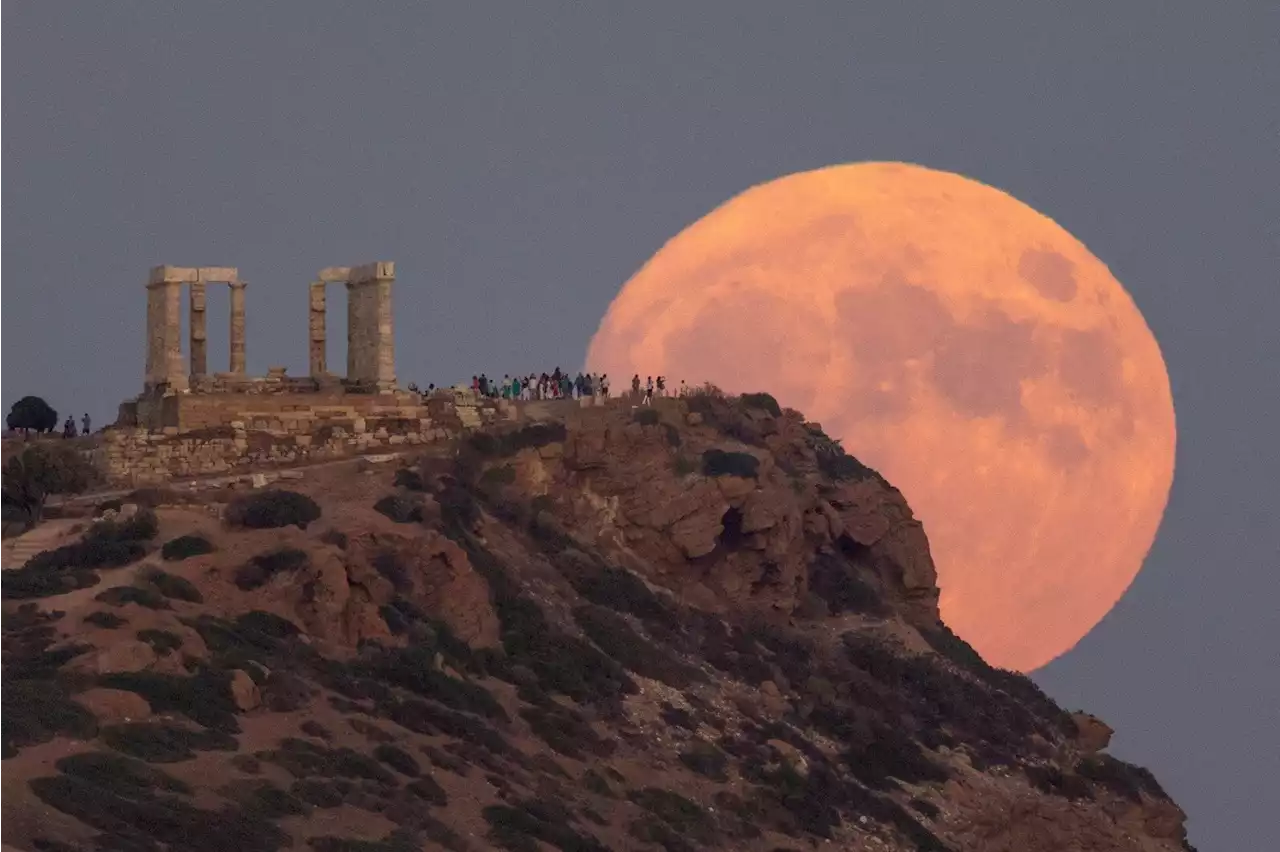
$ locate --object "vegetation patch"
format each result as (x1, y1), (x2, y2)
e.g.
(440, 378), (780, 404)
(519, 702), (615, 761)
(374, 494), (424, 523)
(98, 669), (240, 732)
(84, 610), (127, 629)
(468, 422), (567, 459)
(258, 737), (397, 785)
(701, 448), (759, 478)
(161, 533), (215, 561)
(143, 567), (204, 602)
(2, 679), (98, 757)
(633, 408), (660, 426)
(739, 392), (782, 417)
(225, 489), (321, 530)
(572, 604), (704, 688)
(220, 778), (310, 819)
(29, 751), (290, 852)
(235, 548), (309, 591)
(678, 740), (730, 781)
(101, 721), (237, 762)
(627, 787), (717, 845)
(1076, 754), (1169, 802)
(806, 548), (885, 616)
(94, 584), (171, 610)
(137, 628), (184, 656)
(483, 797), (609, 852)
(373, 743), (421, 777)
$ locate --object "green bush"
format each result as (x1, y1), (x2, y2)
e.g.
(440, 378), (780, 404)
(3, 537), (145, 600)
(373, 495), (424, 524)
(99, 669), (240, 731)
(701, 449), (759, 478)
(633, 408), (660, 426)
(572, 604), (704, 688)
(101, 721), (237, 762)
(806, 550), (885, 617)
(739, 392), (782, 417)
(627, 788), (717, 844)
(468, 422), (567, 458)
(33, 753), (293, 852)
(405, 774), (448, 806)
(226, 489), (321, 530)
(137, 628), (184, 656)
(235, 548), (309, 591)
(2, 440), (95, 525)
(91, 509), (159, 544)
(291, 778), (347, 808)
(679, 741), (730, 781)
(258, 737), (395, 784)
(483, 797), (608, 852)
(161, 534), (215, 561)
(144, 567), (204, 603)
(392, 468), (426, 491)
(2, 680), (98, 757)
(372, 744), (421, 777)
(1076, 754), (1169, 802)
(84, 610), (127, 628)
(519, 704), (614, 761)
(94, 585), (171, 610)
(220, 778), (309, 819)
(300, 720), (332, 740)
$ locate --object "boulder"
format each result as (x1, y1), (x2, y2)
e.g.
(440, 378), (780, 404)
(96, 640), (157, 674)
(74, 688), (152, 724)
(230, 669), (261, 711)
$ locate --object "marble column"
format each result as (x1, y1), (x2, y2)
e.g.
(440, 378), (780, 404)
(345, 262), (396, 391)
(309, 281), (327, 377)
(162, 280), (186, 390)
(229, 281), (247, 375)
(189, 281), (207, 379)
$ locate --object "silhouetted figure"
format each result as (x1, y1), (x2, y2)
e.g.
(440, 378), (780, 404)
(81, 413), (91, 435)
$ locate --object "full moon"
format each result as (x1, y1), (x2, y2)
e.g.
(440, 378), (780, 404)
(585, 162), (1176, 672)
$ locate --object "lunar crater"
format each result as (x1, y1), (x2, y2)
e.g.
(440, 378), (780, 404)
(586, 161), (1176, 672)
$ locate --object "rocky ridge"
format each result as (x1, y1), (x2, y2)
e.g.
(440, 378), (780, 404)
(1, 390), (1193, 852)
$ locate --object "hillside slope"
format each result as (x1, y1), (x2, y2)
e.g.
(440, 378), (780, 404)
(1, 392), (1192, 852)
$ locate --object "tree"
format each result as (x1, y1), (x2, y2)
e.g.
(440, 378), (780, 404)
(6, 396), (58, 435)
(1, 443), (96, 527)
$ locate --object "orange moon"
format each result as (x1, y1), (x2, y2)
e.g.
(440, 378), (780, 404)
(585, 162), (1176, 672)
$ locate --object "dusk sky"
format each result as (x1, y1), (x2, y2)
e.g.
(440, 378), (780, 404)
(4, 5), (1277, 848)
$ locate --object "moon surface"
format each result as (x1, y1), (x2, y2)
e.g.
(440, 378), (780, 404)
(585, 162), (1176, 672)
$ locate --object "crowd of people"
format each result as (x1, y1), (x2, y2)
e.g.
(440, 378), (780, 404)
(408, 371), (694, 405)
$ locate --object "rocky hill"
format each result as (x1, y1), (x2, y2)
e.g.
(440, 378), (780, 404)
(1, 392), (1193, 852)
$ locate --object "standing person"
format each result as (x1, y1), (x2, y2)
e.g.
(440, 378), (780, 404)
(656, 376), (666, 398)
(679, 379), (688, 397)
(644, 377), (654, 406)
(631, 374), (641, 401)
(601, 374), (610, 398)
(81, 413), (91, 435)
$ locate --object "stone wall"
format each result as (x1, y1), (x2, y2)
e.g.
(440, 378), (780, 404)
(120, 387), (432, 433)
(97, 390), (612, 486)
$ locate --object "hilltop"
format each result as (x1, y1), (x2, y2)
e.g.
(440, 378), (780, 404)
(1, 391), (1192, 852)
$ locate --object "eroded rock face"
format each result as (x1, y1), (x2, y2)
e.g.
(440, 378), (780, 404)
(503, 403), (942, 625)
(1, 395), (1189, 852)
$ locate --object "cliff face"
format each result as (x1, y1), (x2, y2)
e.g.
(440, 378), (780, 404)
(1, 392), (1192, 852)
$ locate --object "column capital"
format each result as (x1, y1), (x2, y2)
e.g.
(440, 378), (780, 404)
(228, 279), (248, 290)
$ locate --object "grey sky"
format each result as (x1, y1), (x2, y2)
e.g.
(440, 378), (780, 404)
(4, 4), (1276, 848)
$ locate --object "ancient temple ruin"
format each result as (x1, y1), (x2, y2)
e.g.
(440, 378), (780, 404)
(117, 261), (425, 432)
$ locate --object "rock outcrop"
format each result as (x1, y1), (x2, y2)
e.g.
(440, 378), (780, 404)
(0, 391), (1192, 852)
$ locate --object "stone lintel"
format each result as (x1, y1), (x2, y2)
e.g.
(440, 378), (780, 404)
(349, 261), (395, 283)
(149, 265), (198, 285)
(197, 266), (240, 283)
(317, 266), (352, 283)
